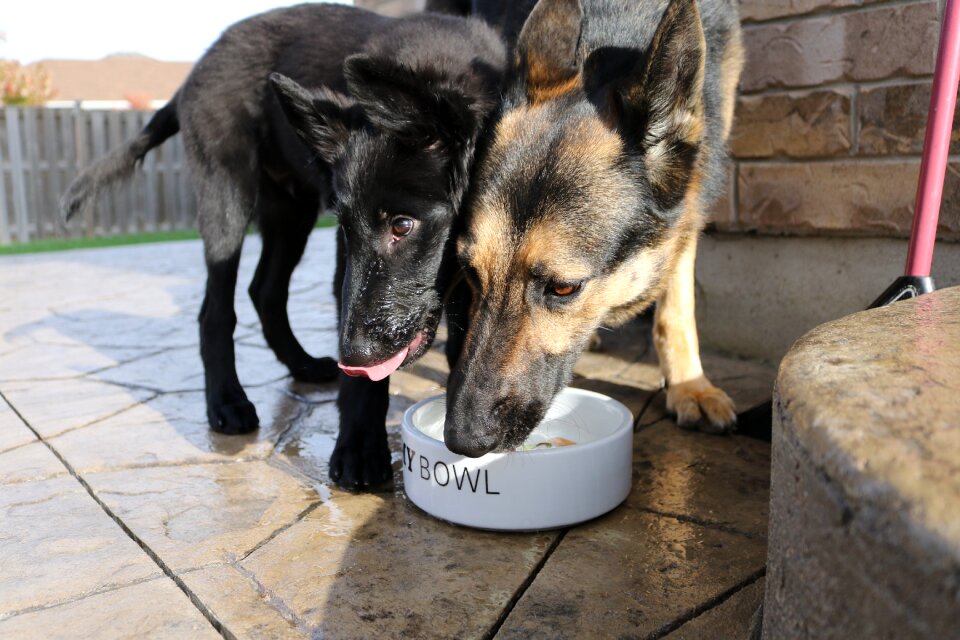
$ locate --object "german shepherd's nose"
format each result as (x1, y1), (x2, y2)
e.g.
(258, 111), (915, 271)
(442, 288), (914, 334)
(444, 427), (498, 458)
(444, 364), (501, 456)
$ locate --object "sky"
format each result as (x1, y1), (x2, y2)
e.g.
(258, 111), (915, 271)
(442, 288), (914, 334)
(1, 0), (352, 63)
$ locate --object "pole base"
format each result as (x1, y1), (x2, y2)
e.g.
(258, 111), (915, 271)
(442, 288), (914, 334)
(742, 275), (938, 440)
(868, 276), (936, 309)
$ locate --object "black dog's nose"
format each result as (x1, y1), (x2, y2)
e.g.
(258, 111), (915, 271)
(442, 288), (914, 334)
(339, 343), (380, 367)
(444, 428), (498, 458)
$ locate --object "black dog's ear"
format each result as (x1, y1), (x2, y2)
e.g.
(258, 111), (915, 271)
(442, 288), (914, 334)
(344, 54), (483, 151)
(270, 72), (360, 164)
(587, 0), (706, 210)
(515, 0), (583, 102)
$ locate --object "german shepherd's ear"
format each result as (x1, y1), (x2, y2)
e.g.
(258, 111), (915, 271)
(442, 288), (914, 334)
(586, 0), (707, 210)
(515, 0), (583, 102)
(270, 73), (361, 164)
(344, 54), (484, 152)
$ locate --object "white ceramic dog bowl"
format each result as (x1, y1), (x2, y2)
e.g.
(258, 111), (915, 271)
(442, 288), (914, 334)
(400, 388), (634, 531)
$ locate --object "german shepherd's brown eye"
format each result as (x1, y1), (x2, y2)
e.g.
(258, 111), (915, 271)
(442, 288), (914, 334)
(547, 281), (582, 297)
(390, 217), (415, 239)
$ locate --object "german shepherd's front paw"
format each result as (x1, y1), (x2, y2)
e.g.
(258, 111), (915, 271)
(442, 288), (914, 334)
(329, 431), (393, 491)
(667, 377), (736, 434)
(289, 356), (339, 384)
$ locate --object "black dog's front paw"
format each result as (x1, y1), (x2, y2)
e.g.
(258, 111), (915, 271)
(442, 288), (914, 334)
(207, 394), (260, 434)
(329, 430), (392, 490)
(289, 356), (340, 384)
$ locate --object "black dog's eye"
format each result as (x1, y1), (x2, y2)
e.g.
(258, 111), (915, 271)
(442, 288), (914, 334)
(390, 217), (415, 239)
(546, 280), (583, 298)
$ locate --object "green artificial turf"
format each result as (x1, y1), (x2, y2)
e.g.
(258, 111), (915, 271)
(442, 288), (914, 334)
(0, 215), (338, 256)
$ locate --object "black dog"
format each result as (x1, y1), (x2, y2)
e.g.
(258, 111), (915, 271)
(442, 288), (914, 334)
(61, 4), (506, 488)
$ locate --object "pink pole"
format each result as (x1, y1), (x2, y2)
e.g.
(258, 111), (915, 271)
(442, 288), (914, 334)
(905, 0), (960, 277)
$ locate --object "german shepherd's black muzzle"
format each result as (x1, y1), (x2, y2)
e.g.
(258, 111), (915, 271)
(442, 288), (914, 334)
(444, 299), (579, 456)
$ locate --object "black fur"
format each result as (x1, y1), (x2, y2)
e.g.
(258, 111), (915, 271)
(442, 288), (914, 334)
(60, 3), (505, 489)
(429, 0), (541, 50)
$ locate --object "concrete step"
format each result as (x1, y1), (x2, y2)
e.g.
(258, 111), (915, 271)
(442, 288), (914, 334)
(764, 286), (960, 639)
(695, 233), (960, 362)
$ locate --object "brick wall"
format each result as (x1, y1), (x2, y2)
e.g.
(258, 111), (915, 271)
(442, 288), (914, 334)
(357, 0), (956, 239)
(722, 0), (959, 238)
(354, 0), (424, 17)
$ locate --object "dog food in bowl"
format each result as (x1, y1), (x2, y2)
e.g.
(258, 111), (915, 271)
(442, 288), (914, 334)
(415, 413), (580, 450)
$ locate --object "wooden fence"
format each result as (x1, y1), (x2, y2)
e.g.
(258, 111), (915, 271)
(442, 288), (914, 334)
(0, 106), (197, 245)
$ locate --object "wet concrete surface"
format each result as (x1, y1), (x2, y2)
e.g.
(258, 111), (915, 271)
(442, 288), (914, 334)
(0, 230), (775, 638)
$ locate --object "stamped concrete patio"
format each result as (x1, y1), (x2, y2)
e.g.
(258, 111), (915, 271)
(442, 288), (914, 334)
(0, 229), (775, 639)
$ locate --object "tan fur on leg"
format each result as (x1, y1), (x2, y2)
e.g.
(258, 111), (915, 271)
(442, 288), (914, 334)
(653, 234), (736, 432)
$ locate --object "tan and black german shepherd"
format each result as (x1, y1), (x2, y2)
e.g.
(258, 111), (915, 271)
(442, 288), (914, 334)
(443, 0), (745, 455)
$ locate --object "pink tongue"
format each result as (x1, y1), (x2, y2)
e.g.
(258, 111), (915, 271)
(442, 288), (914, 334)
(339, 348), (408, 382)
(338, 333), (423, 382)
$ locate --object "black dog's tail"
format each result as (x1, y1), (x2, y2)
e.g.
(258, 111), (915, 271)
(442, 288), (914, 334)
(60, 94), (181, 221)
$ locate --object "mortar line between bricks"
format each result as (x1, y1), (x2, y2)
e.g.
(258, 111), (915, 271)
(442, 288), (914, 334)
(737, 154), (960, 165)
(483, 530), (569, 640)
(732, 161), (741, 226)
(740, 76), (935, 98)
(33, 391), (163, 442)
(83, 346), (180, 375)
(0, 438), (42, 457)
(238, 500), (324, 562)
(851, 87), (861, 155)
(0, 574), (166, 621)
(266, 398), (320, 457)
(25, 452), (293, 482)
(634, 507), (767, 541)
(230, 562), (313, 634)
(740, 0), (931, 29)
(633, 389), (665, 431)
(1, 470), (70, 488)
(0, 390), (235, 640)
(643, 567), (767, 640)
